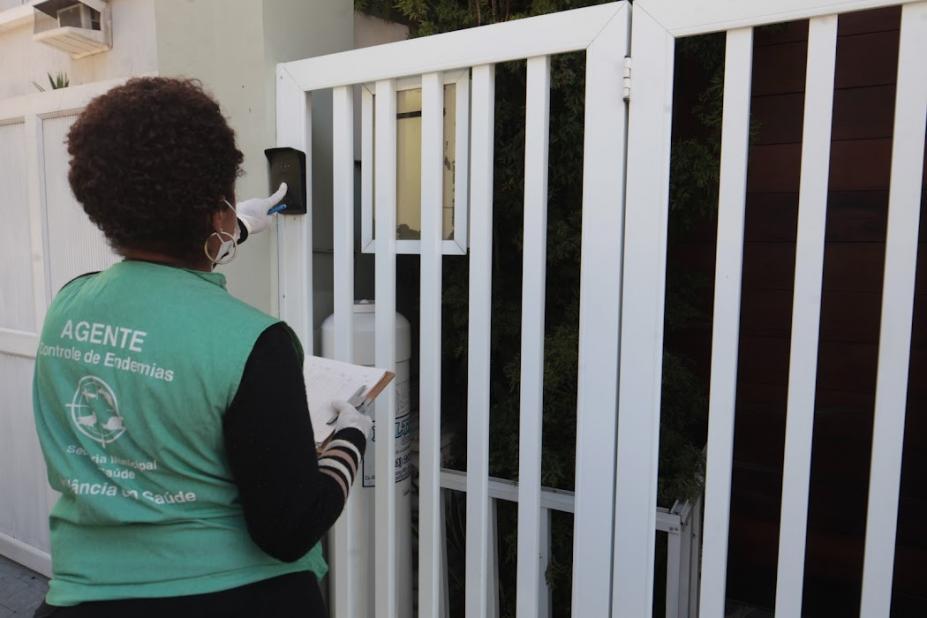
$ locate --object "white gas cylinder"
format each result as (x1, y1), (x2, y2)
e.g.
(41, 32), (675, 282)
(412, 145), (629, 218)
(321, 301), (413, 618)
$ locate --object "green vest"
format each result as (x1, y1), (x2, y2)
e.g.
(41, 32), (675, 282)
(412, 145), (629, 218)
(33, 260), (326, 606)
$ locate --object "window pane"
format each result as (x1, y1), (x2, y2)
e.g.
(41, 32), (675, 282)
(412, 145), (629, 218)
(372, 83), (460, 244)
(396, 89), (423, 240)
(442, 83), (456, 240)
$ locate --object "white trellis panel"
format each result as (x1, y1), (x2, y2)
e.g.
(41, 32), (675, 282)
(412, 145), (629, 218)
(0, 122), (35, 334)
(0, 355), (52, 574)
(0, 77), (129, 577)
(43, 115), (119, 294)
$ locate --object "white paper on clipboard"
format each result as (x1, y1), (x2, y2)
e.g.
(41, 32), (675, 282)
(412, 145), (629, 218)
(306, 355), (394, 444)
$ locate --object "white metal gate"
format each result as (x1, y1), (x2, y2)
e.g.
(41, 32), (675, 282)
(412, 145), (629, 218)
(274, 1), (925, 616)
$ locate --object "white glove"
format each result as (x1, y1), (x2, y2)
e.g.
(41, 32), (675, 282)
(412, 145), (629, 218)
(331, 400), (373, 440)
(236, 182), (288, 235)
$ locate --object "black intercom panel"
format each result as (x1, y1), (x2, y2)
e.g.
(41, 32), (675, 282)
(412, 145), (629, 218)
(264, 147), (307, 214)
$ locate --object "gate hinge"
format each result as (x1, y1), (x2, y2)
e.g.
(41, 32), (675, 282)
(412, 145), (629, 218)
(622, 56), (632, 102)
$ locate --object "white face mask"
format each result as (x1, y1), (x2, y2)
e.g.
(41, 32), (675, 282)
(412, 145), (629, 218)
(204, 200), (239, 266)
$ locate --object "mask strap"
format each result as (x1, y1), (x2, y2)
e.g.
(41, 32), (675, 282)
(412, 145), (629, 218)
(204, 230), (238, 266)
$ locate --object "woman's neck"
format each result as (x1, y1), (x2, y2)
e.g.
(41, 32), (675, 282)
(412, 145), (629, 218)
(120, 248), (213, 272)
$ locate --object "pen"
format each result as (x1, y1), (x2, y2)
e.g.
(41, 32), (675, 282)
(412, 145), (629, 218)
(327, 385), (368, 426)
(347, 385), (367, 407)
(267, 203), (288, 215)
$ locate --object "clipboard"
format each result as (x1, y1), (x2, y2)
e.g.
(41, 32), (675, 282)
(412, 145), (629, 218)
(306, 355), (394, 446)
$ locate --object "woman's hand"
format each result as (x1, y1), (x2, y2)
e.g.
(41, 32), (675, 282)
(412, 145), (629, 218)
(331, 400), (373, 440)
(237, 183), (288, 235)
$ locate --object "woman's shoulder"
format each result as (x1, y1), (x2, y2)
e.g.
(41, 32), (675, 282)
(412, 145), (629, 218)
(57, 271), (101, 294)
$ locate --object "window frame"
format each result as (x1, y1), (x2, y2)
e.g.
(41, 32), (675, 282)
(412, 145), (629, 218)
(360, 69), (470, 255)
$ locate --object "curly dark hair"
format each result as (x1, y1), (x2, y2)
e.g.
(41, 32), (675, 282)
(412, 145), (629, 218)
(67, 77), (243, 259)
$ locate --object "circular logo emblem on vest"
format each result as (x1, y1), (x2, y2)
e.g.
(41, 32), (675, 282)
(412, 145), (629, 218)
(67, 376), (126, 445)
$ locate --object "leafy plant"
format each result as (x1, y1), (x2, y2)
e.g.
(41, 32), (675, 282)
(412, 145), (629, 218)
(48, 71), (70, 90)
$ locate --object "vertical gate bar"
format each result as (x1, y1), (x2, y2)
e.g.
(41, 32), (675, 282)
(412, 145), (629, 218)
(698, 28), (753, 618)
(539, 508), (552, 618)
(860, 3), (927, 616)
(537, 507), (552, 618)
(419, 70), (444, 618)
(613, 5), (673, 617)
(571, 5), (630, 618)
(774, 15), (838, 618)
(666, 529), (682, 618)
(274, 67), (313, 352)
(465, 62), (495, 618)
(678, 509), (693, 618)
(361, 87), (374, 251)
(374, 77), (398, 618)
(440, 490), (450, 618)
(689, 498), (702, 615)
(515, 54), (550, 618)
(487, 498), (500, 618)
(330, 84), (356, 618)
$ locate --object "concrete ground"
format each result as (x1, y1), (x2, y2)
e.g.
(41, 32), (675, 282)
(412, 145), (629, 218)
(0, 556), (47, 617)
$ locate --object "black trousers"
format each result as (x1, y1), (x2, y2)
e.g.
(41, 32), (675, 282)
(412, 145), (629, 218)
(34, 571), (326, 618)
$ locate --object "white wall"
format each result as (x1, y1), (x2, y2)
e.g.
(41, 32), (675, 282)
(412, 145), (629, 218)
(152, 0), (354, 320)
(0, 0), (157, 100)
(262, 0), (354, 336)
(152, 0), (273, 313)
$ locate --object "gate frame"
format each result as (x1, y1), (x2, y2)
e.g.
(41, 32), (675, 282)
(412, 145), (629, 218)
(275, 6), (633, 618)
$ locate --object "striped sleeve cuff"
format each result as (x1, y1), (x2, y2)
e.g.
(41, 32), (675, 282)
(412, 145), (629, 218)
(317, 428), (367, 500)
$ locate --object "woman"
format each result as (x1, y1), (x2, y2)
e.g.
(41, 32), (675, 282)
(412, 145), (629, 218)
(31, 77), (370, 617)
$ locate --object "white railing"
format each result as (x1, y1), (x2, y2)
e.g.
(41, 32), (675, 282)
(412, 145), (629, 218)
(275, 1), (925, 616)
(438, 470), (703, 618)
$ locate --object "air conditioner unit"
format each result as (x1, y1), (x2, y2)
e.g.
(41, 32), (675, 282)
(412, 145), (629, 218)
(33, 0), (111, 59)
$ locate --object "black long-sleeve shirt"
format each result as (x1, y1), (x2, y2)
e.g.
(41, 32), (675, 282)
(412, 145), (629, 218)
(223, 322), (366, 562)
